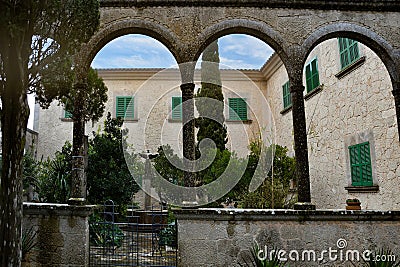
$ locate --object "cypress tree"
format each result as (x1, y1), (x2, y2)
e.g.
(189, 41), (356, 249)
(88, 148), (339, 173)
(195, 40), (228, 153)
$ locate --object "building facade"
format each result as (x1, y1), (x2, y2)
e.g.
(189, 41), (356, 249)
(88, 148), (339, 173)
(35, 67), (268, 160)
(265, 39), (399, 210)
(35, 38), (399, 210)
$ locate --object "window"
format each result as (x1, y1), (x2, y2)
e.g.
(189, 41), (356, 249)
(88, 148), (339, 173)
(116, 96), (135, 119)
(348, 142), (373, 186)
(64, 109), (72, 119)
(229, 98), (247, 121)
(305, 58), (320, 93)
(338, 38), (360, 69)
(282, 81), (291, 109)
(171, 96), (182, 120)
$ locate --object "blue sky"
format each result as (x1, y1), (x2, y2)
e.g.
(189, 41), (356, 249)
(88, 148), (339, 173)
(91, 34), (274, 70)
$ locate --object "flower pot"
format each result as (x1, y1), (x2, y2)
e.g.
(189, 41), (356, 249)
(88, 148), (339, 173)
(346, 202), (361, 210)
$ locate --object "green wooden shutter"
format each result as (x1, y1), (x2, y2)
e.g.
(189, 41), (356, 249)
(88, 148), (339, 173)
(125, 97), (134, 119)
(116, 97), (126, 118)
(305, 58), (320, 93)
(349, 142), (373, 186)
(282, 81), (291, 109)
(237, 98), (247, 120)
(64, 109), (72, 119)
(229, 98), (247, 121)
(338, 38), (360, 69)
(171, 97), (182, 120)
(116, 96), (134, 119)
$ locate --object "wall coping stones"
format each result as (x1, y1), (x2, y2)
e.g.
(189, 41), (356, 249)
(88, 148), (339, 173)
(99, 0), (400, 11)
(174, 208), (400, 222)
(23, 202), (95, 217)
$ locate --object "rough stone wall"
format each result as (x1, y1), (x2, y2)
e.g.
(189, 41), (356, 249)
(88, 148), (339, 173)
(35, 102), (73, 159)
(22, 203), (92, 267)
(264, 58), (293, 155)
(265, 39), (400, 210)
(176, 209), (400, 267)
(307, 41), (400, 210)
(86, 3), (400, 73)
(97, 5), (400, 50)
(25, 129), (39, 157)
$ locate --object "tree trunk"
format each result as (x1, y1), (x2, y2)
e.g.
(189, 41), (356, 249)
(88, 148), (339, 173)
(68, 83), (87, 204)
(0, 42), (30, 267)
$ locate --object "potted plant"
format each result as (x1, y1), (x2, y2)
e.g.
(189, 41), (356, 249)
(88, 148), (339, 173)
(346, 198), (361, 210)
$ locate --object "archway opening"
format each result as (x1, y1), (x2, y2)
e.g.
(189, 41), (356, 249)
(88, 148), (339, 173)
(92, 34), (177, 69)
(302, 36), (399, 210)
(194, 34), (276, 157)
(191, 33), (297, 209)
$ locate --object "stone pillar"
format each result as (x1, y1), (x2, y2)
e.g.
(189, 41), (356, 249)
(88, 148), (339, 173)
(290, 83), (315, 210)
(22, 203), (93, 266)
(140, 150), (158, 210)
(392, 80), (400, 142)
(69, 82), (87, 205)
(181, 83), (196, 187)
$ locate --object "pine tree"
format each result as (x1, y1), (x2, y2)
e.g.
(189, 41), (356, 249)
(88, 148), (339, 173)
(195, 40), (228, 153)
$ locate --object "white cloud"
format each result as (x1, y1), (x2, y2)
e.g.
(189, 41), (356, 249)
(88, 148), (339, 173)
(92, 34), (177, 68)
(218, 34), (273, 68)
(92, 54), (176, 69)
(219, 57), (259, 70)
(92, 34), (274, 69)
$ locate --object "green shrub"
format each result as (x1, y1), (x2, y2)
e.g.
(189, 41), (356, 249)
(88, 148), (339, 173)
(22, 142), (72, 203)
(159, 222), (177, 248)
(22, 227), (37, 259)
(89, 214), (124, 247)
(87, 113), (142, 209)
(236, 142), (296, 209)
(153, 138), (295, 208)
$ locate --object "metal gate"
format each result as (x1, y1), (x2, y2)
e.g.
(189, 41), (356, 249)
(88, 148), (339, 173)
(89, 200), (177, 266)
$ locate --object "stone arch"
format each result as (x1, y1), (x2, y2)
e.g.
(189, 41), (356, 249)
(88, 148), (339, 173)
(75, 19), (181, 78)
(302, 22), (398, 83)
(195, 19), (290, 70)
(302, 22), (400, 141)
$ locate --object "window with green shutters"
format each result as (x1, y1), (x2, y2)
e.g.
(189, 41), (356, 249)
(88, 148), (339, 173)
(338, 38), (360, 69)
(229, 98), (247, 121)
(282, 81), (291, 109)
(348, 142), (373, 186)
(305, 58), (320, 93)
(116, 96), (135, 119)
(171, 96), (182, 120)
(64, 109), (72, 119)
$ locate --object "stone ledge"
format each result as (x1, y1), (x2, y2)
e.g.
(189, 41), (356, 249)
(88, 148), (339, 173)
(335, 56), (366, 79)
(99, 0), (400, 11)
(168, 118), (182, 123)
(23, 202), (95, 217)
(173, 208), (400, 222)
(280, 105), (292, 115)
(345, 185), (379, 193)
(225, 119), (252, 124)
(304, 84), (323, 101)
